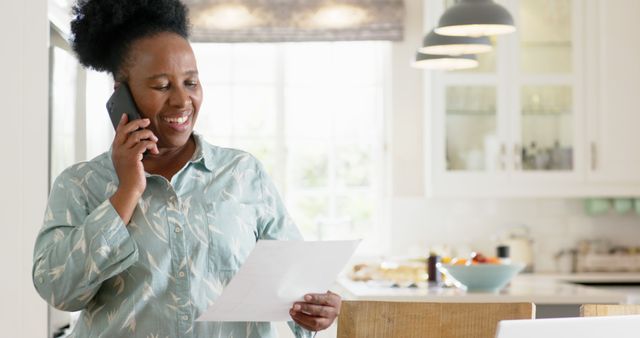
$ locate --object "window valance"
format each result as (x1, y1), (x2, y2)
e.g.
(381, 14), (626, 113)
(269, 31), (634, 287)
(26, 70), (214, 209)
(184, 0), (404, 42)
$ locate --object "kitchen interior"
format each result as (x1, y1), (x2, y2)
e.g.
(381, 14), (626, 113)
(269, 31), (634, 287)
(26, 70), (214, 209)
(3, 0), (640, 337)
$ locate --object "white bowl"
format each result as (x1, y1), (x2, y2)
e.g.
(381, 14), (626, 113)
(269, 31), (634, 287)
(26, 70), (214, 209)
(437, 263), (525, 293)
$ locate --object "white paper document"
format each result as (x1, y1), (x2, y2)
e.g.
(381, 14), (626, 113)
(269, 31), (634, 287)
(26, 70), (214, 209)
(196, 239), (360, 322)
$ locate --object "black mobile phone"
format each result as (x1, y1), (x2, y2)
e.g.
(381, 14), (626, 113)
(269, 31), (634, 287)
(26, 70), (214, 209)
(106, 83), (142, 130)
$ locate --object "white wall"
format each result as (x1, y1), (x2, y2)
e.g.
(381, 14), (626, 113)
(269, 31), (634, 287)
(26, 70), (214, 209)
(391, 197), (640, 272)
(390, 0), (424, 198)
(0, 1), (49, 337)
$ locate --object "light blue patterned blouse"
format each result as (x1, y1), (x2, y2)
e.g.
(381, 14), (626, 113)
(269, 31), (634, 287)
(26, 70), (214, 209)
(33, 133), (312, 338)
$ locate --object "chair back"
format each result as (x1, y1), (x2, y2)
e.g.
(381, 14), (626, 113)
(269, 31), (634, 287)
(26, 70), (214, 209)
(337, 301), (535, 338)
(580, 304), (640, 317)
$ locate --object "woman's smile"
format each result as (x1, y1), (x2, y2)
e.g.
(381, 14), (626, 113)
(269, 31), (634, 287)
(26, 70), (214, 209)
(161, 111), (192, 132)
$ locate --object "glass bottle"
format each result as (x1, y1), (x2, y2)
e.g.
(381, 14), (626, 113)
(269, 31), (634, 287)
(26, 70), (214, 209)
(497, 245), (511, 265)
(427, 253), (442, 286)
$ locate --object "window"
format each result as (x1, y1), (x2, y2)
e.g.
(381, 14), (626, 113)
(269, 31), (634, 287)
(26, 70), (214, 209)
(192, 42), (389, 253)
(50, 46), (79, 180)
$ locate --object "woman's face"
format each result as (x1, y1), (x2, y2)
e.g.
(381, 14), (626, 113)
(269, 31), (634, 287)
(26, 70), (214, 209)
(121, 32), (202, 150)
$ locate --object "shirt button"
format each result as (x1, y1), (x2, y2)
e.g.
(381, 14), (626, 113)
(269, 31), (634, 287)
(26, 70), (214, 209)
(181, 315), (189, 321)
(178, 271), (185, 278)
(175, 226), (182, 233)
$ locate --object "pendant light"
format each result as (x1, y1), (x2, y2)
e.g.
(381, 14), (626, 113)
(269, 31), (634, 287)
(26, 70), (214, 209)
(435, 0), (515, 37)
(411, 52), (478, 70)
(420, 29), (492, 56)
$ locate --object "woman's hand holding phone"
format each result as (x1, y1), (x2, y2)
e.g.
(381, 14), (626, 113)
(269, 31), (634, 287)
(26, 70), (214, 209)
(109, 114), (159, 224)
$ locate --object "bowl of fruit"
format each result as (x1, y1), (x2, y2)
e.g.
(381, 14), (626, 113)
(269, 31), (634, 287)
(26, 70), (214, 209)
(437, 253), (525, 293)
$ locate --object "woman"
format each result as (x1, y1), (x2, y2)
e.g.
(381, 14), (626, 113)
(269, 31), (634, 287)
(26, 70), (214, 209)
(32, 0), (340, 337)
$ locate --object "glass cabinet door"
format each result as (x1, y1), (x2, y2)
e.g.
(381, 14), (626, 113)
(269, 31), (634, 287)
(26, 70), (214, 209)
(517, 0), (574, 171)
(429, 0), (583, 196)
(519, 85), (573, 171)
(439, 1), (501, 173)
(445, 86), (499, 171)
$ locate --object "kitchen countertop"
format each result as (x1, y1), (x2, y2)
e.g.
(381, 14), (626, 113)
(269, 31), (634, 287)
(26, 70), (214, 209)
(550, 273), (640, 284)
(336, 273), (640, 304)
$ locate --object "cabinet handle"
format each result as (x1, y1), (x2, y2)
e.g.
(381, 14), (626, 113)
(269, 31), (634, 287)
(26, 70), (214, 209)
(591, 142), (597, 170)
(500, 143), (507, 170)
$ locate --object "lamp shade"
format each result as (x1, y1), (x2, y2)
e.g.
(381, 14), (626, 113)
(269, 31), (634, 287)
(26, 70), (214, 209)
(412, 52), (478, 70)
(435, 0), (515, 37)
(420, 29), (492, 55)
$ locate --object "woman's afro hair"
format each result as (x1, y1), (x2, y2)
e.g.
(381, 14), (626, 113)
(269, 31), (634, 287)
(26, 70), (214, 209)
(70, 0), (189, 75)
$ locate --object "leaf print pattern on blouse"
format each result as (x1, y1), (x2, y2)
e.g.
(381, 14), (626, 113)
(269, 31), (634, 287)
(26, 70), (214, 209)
(32, 133), (313, 338)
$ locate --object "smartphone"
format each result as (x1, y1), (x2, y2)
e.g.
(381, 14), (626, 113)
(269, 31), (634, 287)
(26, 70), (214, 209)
(106, 83), (142, 130)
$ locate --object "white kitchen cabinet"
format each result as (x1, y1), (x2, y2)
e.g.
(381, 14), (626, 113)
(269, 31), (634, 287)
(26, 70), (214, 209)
(424, 0), (640, 197)
(584, 0), (640, 195)
(425, 0), (584, 197)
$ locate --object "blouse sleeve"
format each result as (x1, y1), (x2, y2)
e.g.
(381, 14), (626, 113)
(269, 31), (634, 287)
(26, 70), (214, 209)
(255, 159), (304, 241)
(32, 168), (139, 311)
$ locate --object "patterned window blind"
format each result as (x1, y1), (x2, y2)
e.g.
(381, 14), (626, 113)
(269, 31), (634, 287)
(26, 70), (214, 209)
(184, 0), (404, 42)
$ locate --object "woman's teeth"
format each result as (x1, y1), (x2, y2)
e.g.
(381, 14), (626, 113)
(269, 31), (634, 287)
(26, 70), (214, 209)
(164, 115), (188, 124)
